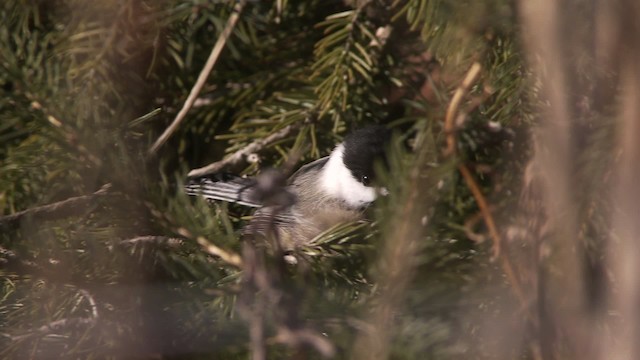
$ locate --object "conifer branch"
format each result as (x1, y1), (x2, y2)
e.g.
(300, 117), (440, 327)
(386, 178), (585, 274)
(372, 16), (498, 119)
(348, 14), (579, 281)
(0, 184), (111, 230)
(149, 0), (247, 155)
(312, 0), (377, 119)
(4, 289), (99, 342)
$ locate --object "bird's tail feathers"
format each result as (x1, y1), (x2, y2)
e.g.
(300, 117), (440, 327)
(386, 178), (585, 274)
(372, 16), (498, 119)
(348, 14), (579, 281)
(185, 174), (262, 207)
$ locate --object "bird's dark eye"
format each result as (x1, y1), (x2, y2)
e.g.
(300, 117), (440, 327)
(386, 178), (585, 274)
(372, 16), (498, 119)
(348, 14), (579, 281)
(361, 175), (370, 186)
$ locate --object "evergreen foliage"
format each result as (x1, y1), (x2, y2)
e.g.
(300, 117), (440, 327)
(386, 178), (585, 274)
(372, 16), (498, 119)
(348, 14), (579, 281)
(0, 0), (554, 358)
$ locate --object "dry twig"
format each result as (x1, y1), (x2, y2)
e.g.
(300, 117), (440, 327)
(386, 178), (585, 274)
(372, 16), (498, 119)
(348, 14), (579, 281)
(174, 226), (243, 267)
(187, 124), (297, 178)
(196, 235), (243, 267)
(148, 0), (247, 155)
(119, 235), (183, 247)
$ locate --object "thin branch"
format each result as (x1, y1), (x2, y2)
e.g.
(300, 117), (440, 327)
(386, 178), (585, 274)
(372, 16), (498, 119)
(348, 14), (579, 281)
(0, 184), (111, 230)
(459, 164), (503, 259)
(443, 62), (532, 324)
(144, 210), (242, 266)
(29, 100), (102, 166)
(457, 164), (527, 306)
(442, 62), (502, 253)
(464, 208), (492, 243)
(119, 235), (183, 247)
(148, 0), (247, 155)
(196, 236), (243, 267)
(442, 62), (501, 255)
(187, 124), (297, 178)
(443, 62), (482, 156)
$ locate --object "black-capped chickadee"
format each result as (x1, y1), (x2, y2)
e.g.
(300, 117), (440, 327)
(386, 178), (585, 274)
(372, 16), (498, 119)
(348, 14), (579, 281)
(186, 126), (390, 248)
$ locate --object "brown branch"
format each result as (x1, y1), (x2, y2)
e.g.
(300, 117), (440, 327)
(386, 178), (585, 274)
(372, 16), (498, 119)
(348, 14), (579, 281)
(442, 62), (506, 259)
(174, 227), (243, 267)
(196, 235), (243, 268)
(458, 165), (503, 259)
(148, 0), (247, 155)
(0, 184), (111, 230)
(464, 207), (494, 243)
(457, 164), (527, 307)
(187, 124), (298, 178)
(442, 62), (532, 313)
(443, 62), (482, 156)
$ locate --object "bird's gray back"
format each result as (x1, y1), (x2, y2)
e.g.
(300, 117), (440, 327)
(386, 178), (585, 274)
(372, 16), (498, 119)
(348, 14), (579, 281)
(247, 157), (365, 248)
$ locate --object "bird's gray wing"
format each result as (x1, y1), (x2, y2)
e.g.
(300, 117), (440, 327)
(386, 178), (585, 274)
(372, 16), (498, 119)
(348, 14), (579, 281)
(288, 156), (328, 184)
(185, 174), (262, 207)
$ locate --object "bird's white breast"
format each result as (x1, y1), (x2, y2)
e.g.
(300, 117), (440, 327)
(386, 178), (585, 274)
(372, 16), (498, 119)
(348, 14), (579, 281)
(319, 144), (377, 208)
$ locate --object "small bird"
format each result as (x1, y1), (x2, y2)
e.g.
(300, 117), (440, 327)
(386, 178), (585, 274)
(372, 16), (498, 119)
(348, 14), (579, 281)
(186, 126), (390, 248)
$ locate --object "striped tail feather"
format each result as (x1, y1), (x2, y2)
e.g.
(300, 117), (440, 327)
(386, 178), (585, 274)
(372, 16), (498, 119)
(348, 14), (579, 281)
(185, 174), (262, 207)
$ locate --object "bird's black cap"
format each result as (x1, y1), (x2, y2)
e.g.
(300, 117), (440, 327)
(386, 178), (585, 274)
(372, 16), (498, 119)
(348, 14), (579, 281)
(342, 125), (390, 185)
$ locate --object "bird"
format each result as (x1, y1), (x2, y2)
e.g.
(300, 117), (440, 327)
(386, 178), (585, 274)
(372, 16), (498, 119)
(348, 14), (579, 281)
(185, 125), (390, 249)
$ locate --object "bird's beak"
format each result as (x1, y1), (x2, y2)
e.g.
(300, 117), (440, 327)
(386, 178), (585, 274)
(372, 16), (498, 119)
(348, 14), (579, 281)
(378, 187), (389, 196)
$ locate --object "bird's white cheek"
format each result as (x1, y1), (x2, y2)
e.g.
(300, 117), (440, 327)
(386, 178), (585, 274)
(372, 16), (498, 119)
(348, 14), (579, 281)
(345, 183), (377, 207)
(320, 144), (378, 208)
